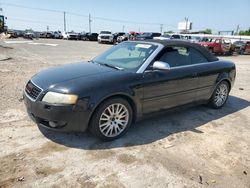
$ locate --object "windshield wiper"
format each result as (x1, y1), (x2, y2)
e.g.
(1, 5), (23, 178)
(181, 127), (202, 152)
(90, 60), (123, 70)
(101, 63), (123, 70)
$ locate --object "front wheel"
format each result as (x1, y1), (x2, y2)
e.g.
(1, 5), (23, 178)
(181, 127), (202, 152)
(89, 98), (133, 141)
(208, 81), (229, 109)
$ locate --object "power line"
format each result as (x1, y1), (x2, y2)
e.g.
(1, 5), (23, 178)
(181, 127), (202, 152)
(7, 17), (85, 29)
(2, 2), (63, 13)
(1, 2), (176, 27)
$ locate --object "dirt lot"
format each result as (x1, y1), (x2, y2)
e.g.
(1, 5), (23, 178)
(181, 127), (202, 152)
(0, 38), (249, 188)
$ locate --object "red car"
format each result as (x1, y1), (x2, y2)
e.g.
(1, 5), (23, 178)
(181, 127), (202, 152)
(197, 38), (234, 55)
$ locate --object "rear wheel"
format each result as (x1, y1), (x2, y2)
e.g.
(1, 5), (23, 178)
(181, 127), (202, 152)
(89, 98), (133, 141)
(208, 81), (229, 108)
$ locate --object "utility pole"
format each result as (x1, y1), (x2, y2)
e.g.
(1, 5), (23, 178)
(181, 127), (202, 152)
(63, 11), (66, 32)
(236, 25), (240, 35)
(184, 17), (188, 33)
(122, 25), (125, 32)
(160, 24), (163, 34)
(89, 14), (92, 33)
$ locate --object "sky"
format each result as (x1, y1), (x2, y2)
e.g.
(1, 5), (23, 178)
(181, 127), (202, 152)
(0, 0), (250, 33)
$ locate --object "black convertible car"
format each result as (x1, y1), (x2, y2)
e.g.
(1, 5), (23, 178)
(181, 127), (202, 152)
(24, 40), (236, 140)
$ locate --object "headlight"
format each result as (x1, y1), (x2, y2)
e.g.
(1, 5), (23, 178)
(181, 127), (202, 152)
(42, 92), (78, 104)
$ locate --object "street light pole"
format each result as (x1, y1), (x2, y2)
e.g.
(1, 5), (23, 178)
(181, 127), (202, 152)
(63, 11), (66, 32)
(185, 17), (188, 33)
(160, 24), (163, 34)
(89, 14), (92, 33)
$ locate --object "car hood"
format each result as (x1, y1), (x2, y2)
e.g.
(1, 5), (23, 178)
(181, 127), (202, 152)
(31, 62), (116, 89)
(197, 42), (213, 45)
(99, 34), (113, 37)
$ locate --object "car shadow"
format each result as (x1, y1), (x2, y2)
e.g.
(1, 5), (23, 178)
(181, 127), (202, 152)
(39, 96), (249, 150)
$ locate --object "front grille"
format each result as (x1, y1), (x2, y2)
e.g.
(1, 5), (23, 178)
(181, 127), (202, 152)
(101, 36), (110, 39)
(69, 35), (77, 38)
(25, 81), (42, 100)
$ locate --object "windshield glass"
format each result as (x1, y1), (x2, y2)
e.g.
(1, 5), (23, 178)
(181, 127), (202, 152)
(100, 31), (112, 34)
(93, 42), (157, 72)
(139, 33), (152, 37)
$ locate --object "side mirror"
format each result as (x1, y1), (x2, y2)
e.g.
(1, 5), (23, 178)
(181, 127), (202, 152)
(152, 61), (171, 71)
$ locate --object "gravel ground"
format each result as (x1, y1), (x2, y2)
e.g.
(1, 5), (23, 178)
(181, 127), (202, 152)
(0, 38), (249, 188)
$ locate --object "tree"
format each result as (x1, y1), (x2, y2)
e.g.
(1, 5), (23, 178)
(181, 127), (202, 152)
(239, 28), (250, 36)
(24, 29), (34, 33)
(204, 28), (212, 34)
(164, 30), (174, 34)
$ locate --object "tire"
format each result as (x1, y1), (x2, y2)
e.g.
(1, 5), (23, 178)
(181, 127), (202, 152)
(240, 49), (244, 55)
(89, 97), (133, 141)
(208, 81), (229, 109)
(208, 48), (213, 54)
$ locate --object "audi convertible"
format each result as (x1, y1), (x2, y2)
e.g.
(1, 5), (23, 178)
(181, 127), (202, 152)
(24, 40), (236, 140)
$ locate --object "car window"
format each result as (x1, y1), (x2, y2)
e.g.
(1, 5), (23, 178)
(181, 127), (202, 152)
(93, 42), (157, 72)
(158, 46), (207, 67)
(215, 39), (221, 44)
(158, 46), (190, 67)
(190, 48), (208, 64)
(106, 47), (146, 59)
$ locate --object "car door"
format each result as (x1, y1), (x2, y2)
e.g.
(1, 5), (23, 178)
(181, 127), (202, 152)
(188, 48), (220, 101)
(142, 46), (199, 114)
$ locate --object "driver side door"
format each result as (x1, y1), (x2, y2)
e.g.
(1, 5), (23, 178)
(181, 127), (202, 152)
(142, 46), (199, 114)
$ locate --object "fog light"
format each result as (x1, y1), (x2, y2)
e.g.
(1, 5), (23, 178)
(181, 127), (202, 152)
(49, 121), (66, 128)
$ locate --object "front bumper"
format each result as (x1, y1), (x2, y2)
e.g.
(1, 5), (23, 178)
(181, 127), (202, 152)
(23, 92), (91, 132)
(99, 38), (113, 43)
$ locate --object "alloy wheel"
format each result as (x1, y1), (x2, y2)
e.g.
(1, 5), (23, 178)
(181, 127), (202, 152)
(214, 83), (228, 107)
(99, 103), (129, 137)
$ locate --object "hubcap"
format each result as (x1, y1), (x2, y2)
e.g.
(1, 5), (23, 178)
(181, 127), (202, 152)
(214, 83), (228, 107)
(99, 103), (129, 137)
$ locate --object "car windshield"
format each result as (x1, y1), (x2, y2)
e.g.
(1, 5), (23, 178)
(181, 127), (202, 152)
(100, 31), (112, 34)
(139, 33), (152, 37)
(234, 41), (245, 45)
(92, 42), (157, 72)
(161, 34), (170, 38)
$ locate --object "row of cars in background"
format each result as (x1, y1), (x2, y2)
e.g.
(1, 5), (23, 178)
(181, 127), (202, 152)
(6, 29), (250, 55)
(196, 38), (250, 55)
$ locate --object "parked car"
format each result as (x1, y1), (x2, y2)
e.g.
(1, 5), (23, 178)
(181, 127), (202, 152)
(197, 38), (235, 55)
(53, 31), (62, 39)
(62, 32), (78, 40)
(183, 35), (201, 42)
(23, 32), (35, 39)
(117, 33), (130, 43)
(153, 34), (171, 40)
(78, 32), (88, 40)
(98, 31), (114, 44)
(242, 41), (250, 54)
(233, 41), (250, 54)
(40, 32), (54, 38)
(113, 32), (126, 43)
(7, 30), (18, 38)
(170, 34), (184, 39)
(79, 32), (99, 41)
(136, 32), (161, 40)
(23, 40), (236, 141)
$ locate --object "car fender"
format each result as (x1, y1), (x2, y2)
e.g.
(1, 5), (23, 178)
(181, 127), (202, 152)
(88, 88), (143, 123)
(215, 72), (232, 91)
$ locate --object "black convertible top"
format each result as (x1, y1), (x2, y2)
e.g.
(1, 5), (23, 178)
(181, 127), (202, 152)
(143, 39), (219, 62)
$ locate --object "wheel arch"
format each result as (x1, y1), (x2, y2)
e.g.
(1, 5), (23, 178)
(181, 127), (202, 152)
(216, 72), (232, 91)
(89, 93), (138, 126)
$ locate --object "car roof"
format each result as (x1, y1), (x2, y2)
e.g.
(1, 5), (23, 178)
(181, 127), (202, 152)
(139, 39), (219, 62)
